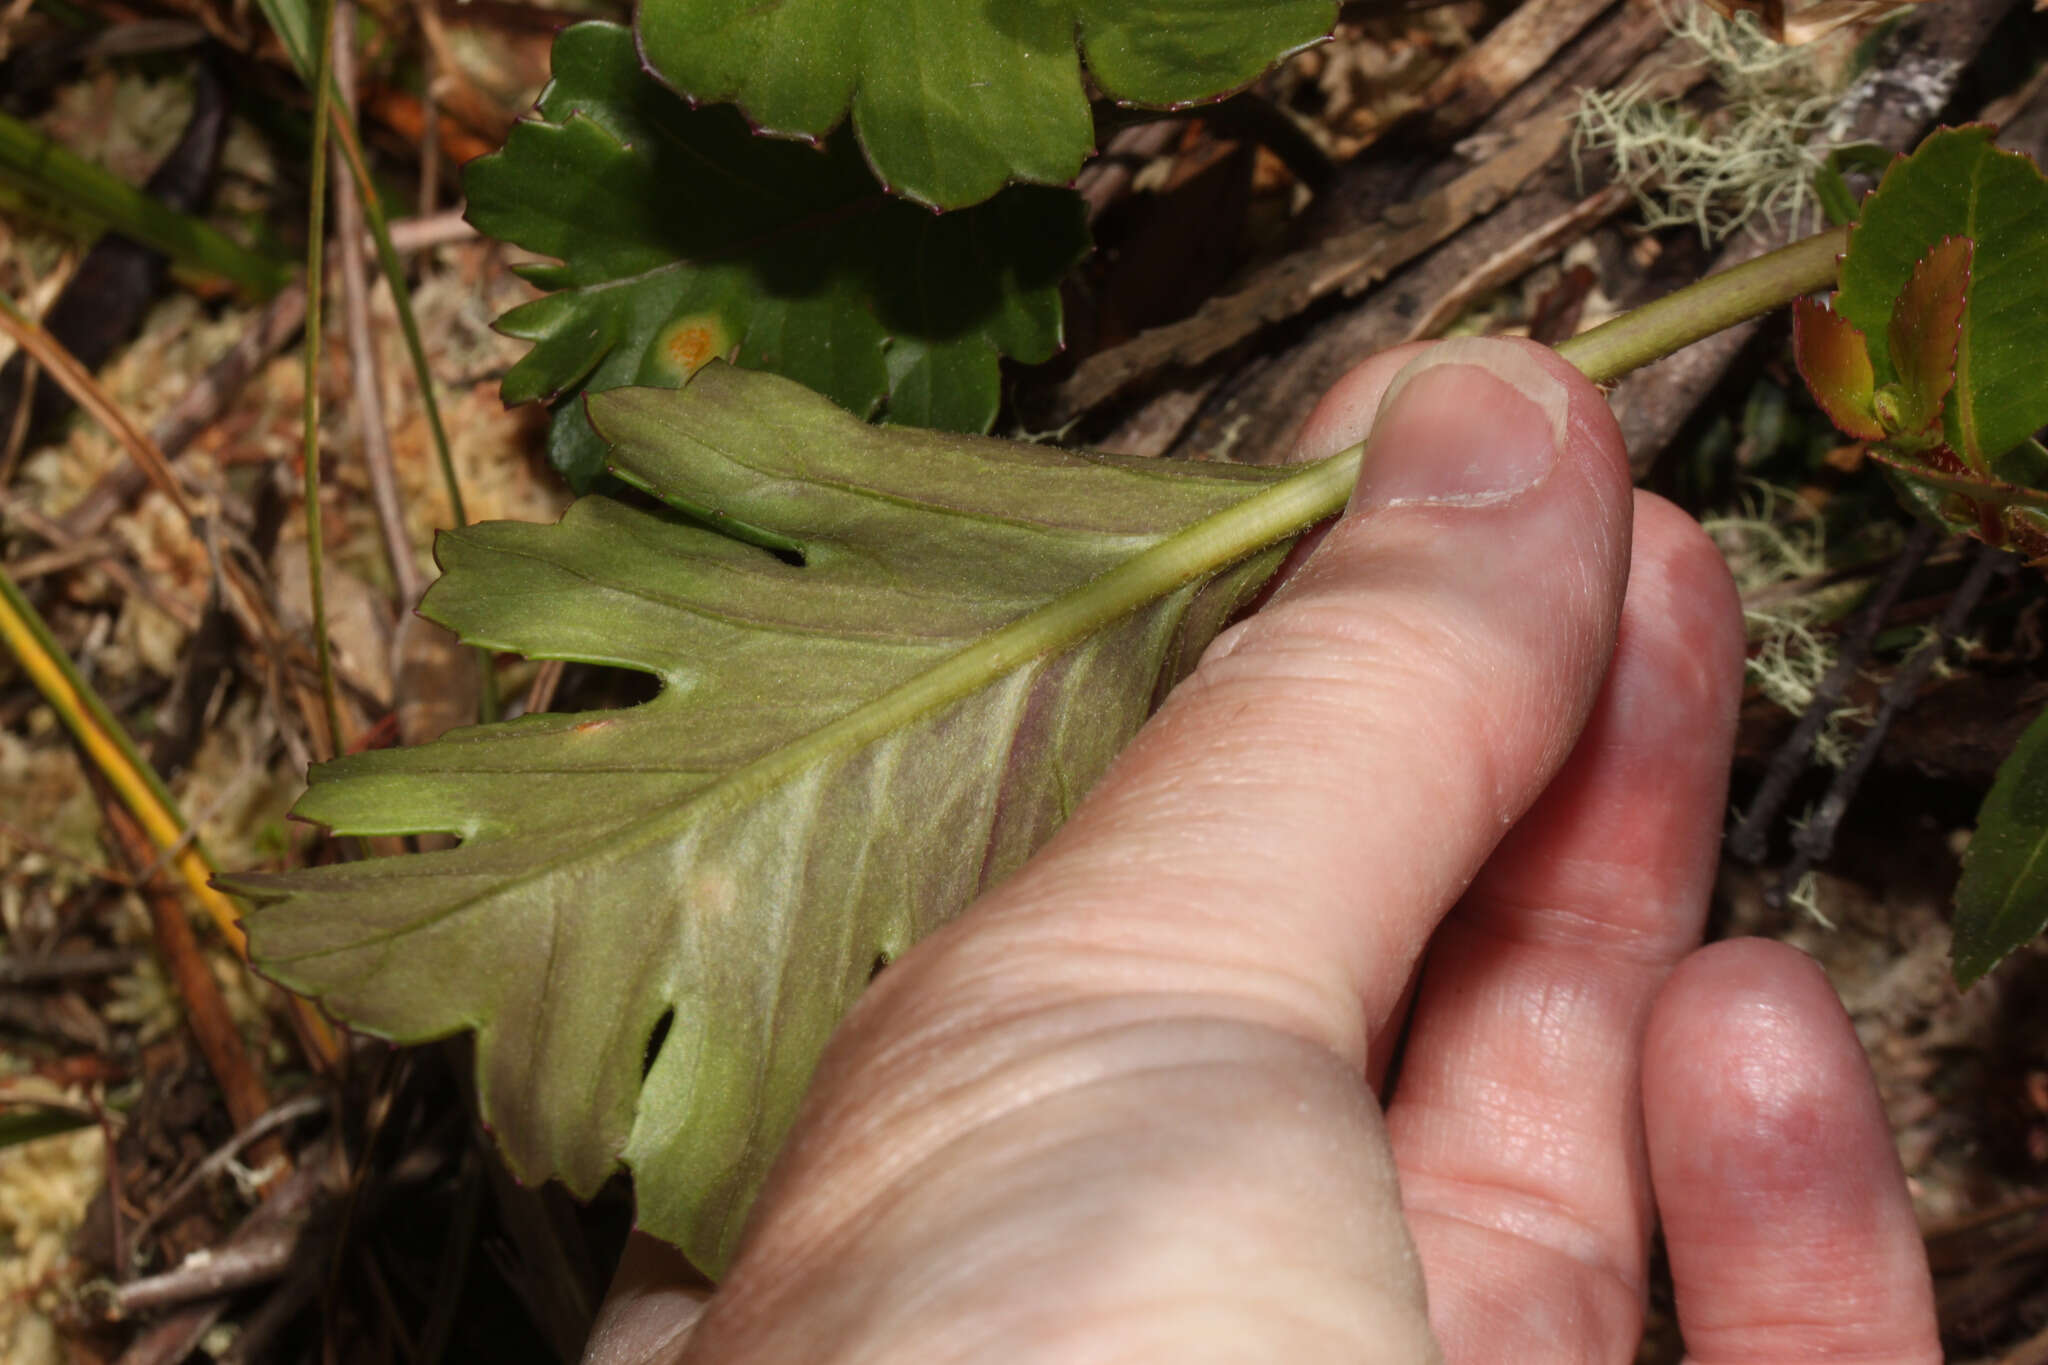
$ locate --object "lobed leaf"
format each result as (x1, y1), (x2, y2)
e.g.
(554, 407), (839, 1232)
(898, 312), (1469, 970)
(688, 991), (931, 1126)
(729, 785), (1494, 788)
(1835, 126), (2048, 471)
(635, 0), (1337, 210)
(464, 22), (1088, 490)
(226, 364), (1309, 1273)
(1955, 704), (2048, 986)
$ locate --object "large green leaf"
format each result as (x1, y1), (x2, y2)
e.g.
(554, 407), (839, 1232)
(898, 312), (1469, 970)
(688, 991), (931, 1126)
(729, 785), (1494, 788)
(465, 22), (1088, 491)
(635, 0), (1336, 209)
(1835, 126), (2048, 471)
(1955, 705), (2048, 986)
(225, 363), (1342, 1273)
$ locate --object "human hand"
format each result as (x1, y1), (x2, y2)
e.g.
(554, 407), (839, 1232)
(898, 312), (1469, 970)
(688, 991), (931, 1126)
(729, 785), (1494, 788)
(585, 337), (1940, 1364)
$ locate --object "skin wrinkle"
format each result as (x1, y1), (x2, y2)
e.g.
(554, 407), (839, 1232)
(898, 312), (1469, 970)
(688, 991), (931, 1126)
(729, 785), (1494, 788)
(996, 908), (1371, 1033)
(769, 993), (1369, 1248)
(1423, 1245), (1639, 1365)
(1169, 617), (1532, 844)
(1404, 1088), (1623, 1245)
(1450, 887), (1684, 963)
(704, 1031), (1432, 1363)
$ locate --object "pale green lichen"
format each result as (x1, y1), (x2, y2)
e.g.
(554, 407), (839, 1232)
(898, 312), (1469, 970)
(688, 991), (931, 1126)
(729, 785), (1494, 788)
(1703, 482), (1871, 767)
(1572, 1), (1844, 243)
(1784, 861), (1836, 928)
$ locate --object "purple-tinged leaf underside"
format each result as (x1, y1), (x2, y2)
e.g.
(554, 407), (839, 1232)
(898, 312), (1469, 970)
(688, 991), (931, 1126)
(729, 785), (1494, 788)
(223, 364), (1305, 1276)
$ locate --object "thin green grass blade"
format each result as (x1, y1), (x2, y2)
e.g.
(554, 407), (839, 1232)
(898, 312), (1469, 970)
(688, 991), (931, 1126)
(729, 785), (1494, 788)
(0, 108), (290, 298)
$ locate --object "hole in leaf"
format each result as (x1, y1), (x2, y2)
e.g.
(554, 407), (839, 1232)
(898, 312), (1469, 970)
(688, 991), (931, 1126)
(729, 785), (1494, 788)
(642, 1009), (675, 1079)
(542, 661), (662, 715)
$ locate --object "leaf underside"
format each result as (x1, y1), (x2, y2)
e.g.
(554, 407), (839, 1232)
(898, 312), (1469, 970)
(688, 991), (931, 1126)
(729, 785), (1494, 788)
(1955, 704), (2048, 986)
(226, 365), (1296, 1274)
(636, 0), (1338, 210)
(1791, 296), (1883, 440)
(1835, 126), (2048, 470)
(464, 22), (1088, 491)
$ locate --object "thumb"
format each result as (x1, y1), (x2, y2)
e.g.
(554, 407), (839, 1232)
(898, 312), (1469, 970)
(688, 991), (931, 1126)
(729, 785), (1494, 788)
(671, 336), (1636, 1364)
(970, 334), (1637, 1058)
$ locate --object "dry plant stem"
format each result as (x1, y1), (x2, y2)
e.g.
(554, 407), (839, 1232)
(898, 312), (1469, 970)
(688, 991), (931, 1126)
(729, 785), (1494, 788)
(128, 1094), (330, 1252)
(329, 0), (425, 608)
(1150, 0), (1677, 465)
(414, 0), (445, 215)
(327, 107), (468, 532)
(54, 286), (304, 541)
(1074, 120), (1183, 220)
(1727, 519), (1941, 863)
(321, 83), (494, 718)
(1420, 0), (1616, 138)
(110, 1157), (328, 1317)
(98, 1101), (127, 1282)
(0, 291), (191, 519)
(1404, 182), (1632, 341)
(0, 813), (130, 884)
(1, 492), (200, 628)
(0, 288), (308, 671)
(0, 570), (242, 950)
(0, 992), (106, 1049)
(415, 1149), (483, 1365)
(113, 1304), (227, 1365)
(0, 570), (344, 1068)
(522, 657), (566, 716)
(103, 797), (277, 1143)
(0, 947), (139, 983)
(386, 210), (474, 253)
(301, 0), (345, 760)
(358, 1251), (424, 1359)
(213, 1262), (324, 1365)
(1777, 543), (2014, 900)
(53, 219), (463, 546)
(1, 355), (35, 485)
(1045, 111), (1579, 424)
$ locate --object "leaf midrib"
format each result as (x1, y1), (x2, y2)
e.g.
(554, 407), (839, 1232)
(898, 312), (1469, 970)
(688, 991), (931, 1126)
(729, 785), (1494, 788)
(278, 445), (1366, 962)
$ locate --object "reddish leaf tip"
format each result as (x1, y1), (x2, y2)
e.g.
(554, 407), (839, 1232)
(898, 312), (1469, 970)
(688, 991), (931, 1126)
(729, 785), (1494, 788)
(1794, 296), (1885, 440)
(1885, 235), (1972, 437)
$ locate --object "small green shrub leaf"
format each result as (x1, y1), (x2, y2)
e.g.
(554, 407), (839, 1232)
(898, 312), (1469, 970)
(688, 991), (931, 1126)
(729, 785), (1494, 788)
(226, 365), (1309, 1273)
(1835, 126), (2048, 472)
(465, 22), (1088, 490)
(1955, 704), (2048, 986)
(1882, 234), (1969, 439)
(635, 0), (1336, 209)
(1792, 297), (1883, 440)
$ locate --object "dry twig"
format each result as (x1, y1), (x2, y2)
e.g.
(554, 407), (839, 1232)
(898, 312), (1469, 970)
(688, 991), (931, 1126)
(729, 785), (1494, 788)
(1777, 543), (2016, 899)
(1728, 520), (1941, 863)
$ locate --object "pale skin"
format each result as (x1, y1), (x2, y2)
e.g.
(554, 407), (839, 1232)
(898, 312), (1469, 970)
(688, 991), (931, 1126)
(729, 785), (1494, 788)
(585, 337), (1942, 1364)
